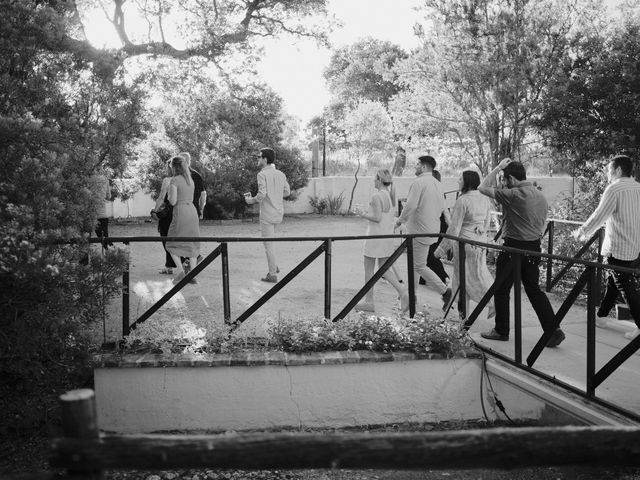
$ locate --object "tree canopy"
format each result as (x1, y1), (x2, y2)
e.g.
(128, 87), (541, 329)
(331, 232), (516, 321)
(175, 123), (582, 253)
(537, 20), (640, 176)
(391, 0), (602, 174)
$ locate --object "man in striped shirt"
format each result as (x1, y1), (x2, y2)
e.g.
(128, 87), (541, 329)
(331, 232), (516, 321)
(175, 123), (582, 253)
(574, 155), (640, 338)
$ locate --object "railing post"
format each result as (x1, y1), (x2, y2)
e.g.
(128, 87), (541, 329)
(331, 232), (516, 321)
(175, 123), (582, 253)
(596, 227), (605, 309)
(546, 220), (555, 292)
(458, 241), (466, 319)
(59, 389), (102, 479)
(586, 266), (597, 397)
(324, 239), (332, 319)
(513, 253), (522, 365)
(406, 237), (415, 318)
(122, 241), (130, 337)
(221, 242), (231, 323)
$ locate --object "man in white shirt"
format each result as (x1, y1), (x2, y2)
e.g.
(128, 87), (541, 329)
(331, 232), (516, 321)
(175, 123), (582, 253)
(245, 148), (291, 283)
(395, 155), (452, 310)
(573, 155), (640, 338)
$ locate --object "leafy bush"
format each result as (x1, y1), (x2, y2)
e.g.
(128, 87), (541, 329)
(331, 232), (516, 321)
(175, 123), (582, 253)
(309, 192), (345, 215)
(121, 311), (472, 359)
(544, 175), (608, 295)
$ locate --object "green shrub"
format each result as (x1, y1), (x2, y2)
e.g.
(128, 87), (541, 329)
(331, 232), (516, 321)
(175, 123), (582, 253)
(121, 311), (472, 359)
(309, 192), (345, 215)
(309, 196), (329, 214)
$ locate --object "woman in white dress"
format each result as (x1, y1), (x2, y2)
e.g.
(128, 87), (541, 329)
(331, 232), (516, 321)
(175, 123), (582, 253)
(166, 156), (201, 285)
(355, 169), (409, 313)
(435, 170), (495, 318)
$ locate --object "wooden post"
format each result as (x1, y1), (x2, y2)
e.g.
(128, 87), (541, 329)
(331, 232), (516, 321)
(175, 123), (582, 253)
(58, 389), (102, 479)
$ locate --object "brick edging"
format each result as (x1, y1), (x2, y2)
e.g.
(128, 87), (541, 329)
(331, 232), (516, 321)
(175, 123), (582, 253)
(93, 348), (481, 368)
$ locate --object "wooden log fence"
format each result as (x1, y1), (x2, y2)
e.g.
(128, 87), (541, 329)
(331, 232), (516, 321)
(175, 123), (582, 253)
(11, 389), (640, 478)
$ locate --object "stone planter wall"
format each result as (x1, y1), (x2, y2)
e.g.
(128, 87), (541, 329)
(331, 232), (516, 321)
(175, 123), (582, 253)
(93, 350), (555, 434)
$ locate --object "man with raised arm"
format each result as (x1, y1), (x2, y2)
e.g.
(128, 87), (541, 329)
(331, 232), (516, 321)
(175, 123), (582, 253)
(395, 155), (452, 310)
(478, 158), (564, 347)
(573, 155), (640, 339)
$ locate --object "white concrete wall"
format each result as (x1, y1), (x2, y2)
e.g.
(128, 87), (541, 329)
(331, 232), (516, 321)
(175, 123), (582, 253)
(106, 176), (574, 218)
(94, 358), (548, 433)
(285, 176), (574, 215)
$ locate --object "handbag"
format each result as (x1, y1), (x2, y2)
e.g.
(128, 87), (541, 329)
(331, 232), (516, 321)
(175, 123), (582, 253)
(153, 197), (172, 220)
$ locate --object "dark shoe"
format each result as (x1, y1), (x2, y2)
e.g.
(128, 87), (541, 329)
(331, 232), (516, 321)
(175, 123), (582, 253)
(546, 329), (566, 348)
(481, 329), (509, 341)
(189, 278), (199, 285)
(261, 273), (278, 283)
(441, 287), (452, 311)
(418, 277), (426, 285)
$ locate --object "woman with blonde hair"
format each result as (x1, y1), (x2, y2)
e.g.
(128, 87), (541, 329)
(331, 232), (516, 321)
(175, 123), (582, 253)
(355, 168), (409, 313)
(166, 155), (200, 284)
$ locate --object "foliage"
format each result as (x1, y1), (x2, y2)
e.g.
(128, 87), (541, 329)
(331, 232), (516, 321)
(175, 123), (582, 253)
(324, 38), (408, 109)
(544, 173), (608, 293)
(0, 0), (143, 414)
(308, 192), (345, 215)
(537, 19), (640, 174)
(46, 1), (330, 80)
(310, 38), (407, 157)
(0, 241), (129, 383)
(391, 0), (601, 174)
(138, 81), (310, 219)
(342, 101), (394, 211)
(122, 312), (472, 359)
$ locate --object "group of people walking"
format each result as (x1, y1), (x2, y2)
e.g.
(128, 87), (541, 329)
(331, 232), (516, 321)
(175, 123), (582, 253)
(152, 152), (206, 284)
(147, 146), (640, 349)
(355, 155), (566, 348)
(151, 147), (290, 286)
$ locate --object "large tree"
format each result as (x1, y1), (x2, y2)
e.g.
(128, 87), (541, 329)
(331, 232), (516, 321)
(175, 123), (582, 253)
(56, 0), (330, 79)
(318, 38), (407, 148)
(392, 0), (602, 174)
(324, 37), (408, 109)
(537, 18), (640, 177)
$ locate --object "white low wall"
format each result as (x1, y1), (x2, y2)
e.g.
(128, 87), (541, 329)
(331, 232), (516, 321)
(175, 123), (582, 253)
(94, 354), (552, 434)
(285, 176), (574, 215)
(107, 176), (574, 219)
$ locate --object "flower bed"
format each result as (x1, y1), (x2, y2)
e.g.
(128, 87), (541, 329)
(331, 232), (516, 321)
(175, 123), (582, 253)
(93, 312), (554, 433)
(122, 310), (473, 359)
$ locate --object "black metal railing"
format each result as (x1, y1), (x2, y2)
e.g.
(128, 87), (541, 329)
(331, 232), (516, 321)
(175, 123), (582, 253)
(90, 228), (639, 417)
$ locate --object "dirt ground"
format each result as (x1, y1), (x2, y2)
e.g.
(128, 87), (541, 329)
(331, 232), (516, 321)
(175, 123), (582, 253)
(94, 214), (482, 345)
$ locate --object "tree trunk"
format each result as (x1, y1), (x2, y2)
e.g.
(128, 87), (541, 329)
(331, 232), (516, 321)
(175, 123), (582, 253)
(347, 157), (361, 213)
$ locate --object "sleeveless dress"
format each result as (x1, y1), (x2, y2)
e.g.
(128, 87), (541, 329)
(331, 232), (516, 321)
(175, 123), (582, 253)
(363, 190), (396, 258)
(166, 175), (200, 258)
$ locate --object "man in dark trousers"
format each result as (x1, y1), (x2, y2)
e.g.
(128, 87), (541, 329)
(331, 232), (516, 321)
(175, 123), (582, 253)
(573, 155), (640, 339)
(478, 158), (565, 348)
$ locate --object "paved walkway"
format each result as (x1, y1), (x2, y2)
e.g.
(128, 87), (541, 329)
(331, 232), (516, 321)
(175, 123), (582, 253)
(98, 215), (640, 418)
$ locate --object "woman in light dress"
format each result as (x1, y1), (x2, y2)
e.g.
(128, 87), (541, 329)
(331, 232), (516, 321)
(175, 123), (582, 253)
(166, 155), (200, 285)
(153, 159), (177, 274)
(435, 170), (495, 318)
(355, 169), (409, 313)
